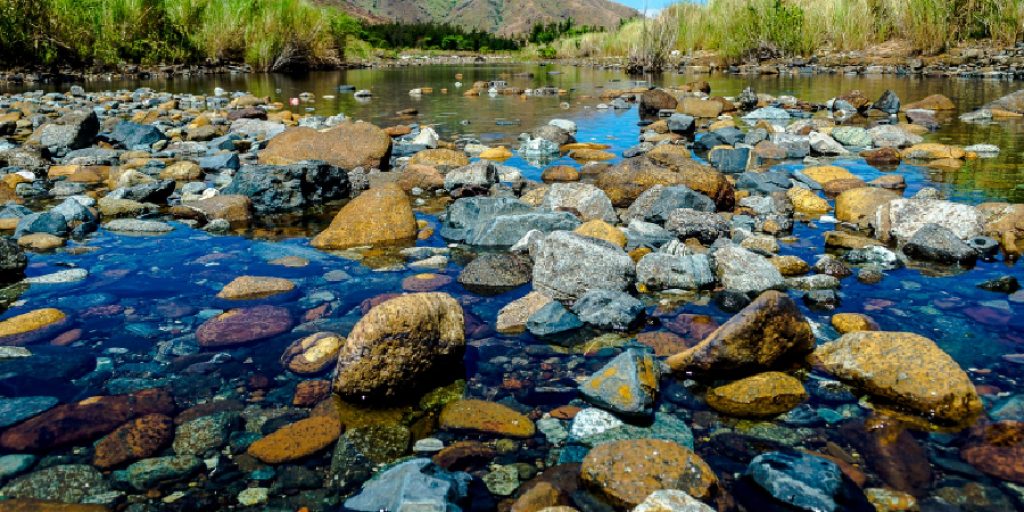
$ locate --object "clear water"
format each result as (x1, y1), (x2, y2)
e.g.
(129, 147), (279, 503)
(5, 65), (1024, 510)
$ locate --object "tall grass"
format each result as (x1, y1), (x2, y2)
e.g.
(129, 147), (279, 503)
(541, 0), (1024, 62)
(0, 0), (358, 70)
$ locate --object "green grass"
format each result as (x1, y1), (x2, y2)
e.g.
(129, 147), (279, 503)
(538, 0), (1024, 62)
(0, 0), (358, 70)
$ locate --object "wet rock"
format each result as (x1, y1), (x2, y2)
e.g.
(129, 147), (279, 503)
(787, 187), (830, 215)
(844, 245), (900, 270)
(532, 125), (575, 146)
(640, 89), (678, 115)
(259, 122), (392, 170)
(571, 290), (644, 331)
(343, 458), (471, 512)
(410, 149), (470, 170)
(14, 212), (67, 239)
(872, 90), (901, 115)
(706, 372), (806, 418)
(636, 252), (714, 291)
(532, 231), (635, 302)
(978, 275), (1021, 293)
(876, 198), (981, 243)
(196, 305), (293, 348)
(0, 464), (108, 503)
(580, 349), (659, 418)
(109, 121), (167, 150)
(93, 413), (173, 468)
(527, 301), (583, 337)
(667, 290), (813, 375)
(747, 451), (843, 512)
(333, 293), (464, 401)
(580, 439), (717, 508)
(173, 411), (236, 456)
(811, 331), (982, 423)
(0, 396), (59, 428)
(0, 308), (69, 346)
(0, 388), (173, 451)
(440, 400), (535, 438)
(217, 276), (295, 300)
(861, 147), (902, 166)
(902, 223), (978, 265)
(712, 245), (785, 295)
(248, 416), (342, 463)
(123, 455), (202, 490)
(497, 292), (553, 334)
(596, 157), (734, 210)
(222, 161), (349, 213)
(457, 252), (532, 294)
(0, 238), (27, 283)
(814, 255), (853, 279)
(312, 183), (417, 249)
(665, 209), (729, 245)
(280, 332), (344, 375)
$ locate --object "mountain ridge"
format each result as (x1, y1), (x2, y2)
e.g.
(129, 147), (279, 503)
(318, 0), (638, 36)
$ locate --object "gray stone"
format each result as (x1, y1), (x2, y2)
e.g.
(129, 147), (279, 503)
(902, 223), (978, 265)
(110, 121), (167, 150)
(527, 301), (583, 337)
(831, 126), (871, 147)
(122, 455), (203, 491)
(665, 208), (729, 245)
(343, 458), (471, 512)
(532, 231), (635, 302)
(33, 111), (99, 152)
(541, 183), (617, 223)
(457, 252), (532, 293)
(465, 212), (580, 247)
(104, 219), (174, 233)
(0, 464), (108, 503)
(624, 185), (715, 224)
(0, 238), (27, 283)
(197, 152), (240, 171)
(636, 252), (714, 291)
(0, 454), (35, 480)
(625, 220), (675, 250)
(222, 161), (349, 213)
(0, 396), (59, 428)
(876, 198), (982, 243)
(747, 451), (843, 512)
(440, 197), (533, 242)
(713, 244), (784, 294)
(173, 412), (237, 456)
(444, 161), (499, 191)
(531, 125), (574, 146)
(710, 147), (750, 173)
(844, 246), (901, 270)
(571, 290), (644, 331)
(14, 212), (68, 238)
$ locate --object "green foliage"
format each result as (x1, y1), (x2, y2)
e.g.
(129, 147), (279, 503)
(528, 17), (603, 45)
(0, 0), (362, 70)
(356, 21), (519, 52)
(538, 46), (558, 59)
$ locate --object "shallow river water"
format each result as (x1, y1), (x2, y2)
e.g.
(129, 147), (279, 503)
(3, 64), (1024, 511)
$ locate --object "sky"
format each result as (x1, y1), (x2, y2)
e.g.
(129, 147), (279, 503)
(614, 0), (678, 11)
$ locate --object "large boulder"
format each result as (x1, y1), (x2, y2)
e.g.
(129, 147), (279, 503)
(624, 185), (715, 224)
(665, 209), (729, 245)
(259, 122), (392, 170)
(640, 89), (678, 115)
(222, 161), (350, 213)
(532, 231), (635, 302)
(902, 223), (978, 265)
(333, 293), (465, 401)
(312, 184), (418, 249)
(875, 198), (982, 243)
(109, 121), (167, 150)
(667, 291), (814, 374)
(636, 252), (714, 291)
(440, 197), (578, 246)
(835, 187), (900, 228)
(810, 331), (982, 423)
(596, 157), (734, 210)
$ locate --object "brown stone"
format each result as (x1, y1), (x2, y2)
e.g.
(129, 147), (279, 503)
(802, 165), (857, 186)
(0, 388), (174, 451)
(479, 146), (513, 160)
(706, 372), (807, 418)
(812, 331), (982, 423)
(831, 313), (879, 334)
(861, 147), (903, 167)
(903, 94), (956, 111)
(824, 230), (879, 250)
(247, 416), (342, 464)
(570, 149), (615, 161)
(902, 143), (965, 160)
(541, 166), (580, 183)
(596, 157), (733, 210)
(786, 187), (830, 215)
(511, 482), (569, 512)
(667, 291), (813, 375)
(160, 161), (202, 181)
(409, 149), (470, 169)
(17, 234), (64, 251)
(280, 332), (344, 375)
(217, 276), (295, 300)
(0, 308), (69, 346)
(293, 380), (332, 406)
(333, 293), (464, 400)
(440, 400), (535, 438)
(835, 187), (900, 228)
(183, 195), (252, 224)
(677, 98), (723, 118)
(196, 306), (293, 348)
(311, 184), (417, 250)
(0, 501), (108, 512)
(580, 439), (717, 508)
(260, 122), (391, 169)
(771, 255), (810, 276)
(574, 219), (626, 247)
(93, 414), (174, 468)
(822, 178), (867, 196)
(636, 331), (691, 357)
(432, 440), (497, 471)
(397, 164), (445, 192)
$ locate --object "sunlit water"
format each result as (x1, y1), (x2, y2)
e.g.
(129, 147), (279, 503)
(5, 65), (1024, 509)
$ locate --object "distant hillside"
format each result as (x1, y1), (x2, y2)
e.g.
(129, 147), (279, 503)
(319, 0), (638, 35)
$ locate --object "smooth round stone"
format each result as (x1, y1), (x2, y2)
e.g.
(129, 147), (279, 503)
(0, 309), (69, 346)
(196, 306), (293, 348)
(280, 332), (344, 375)
(440, 400), (535, 438)
(238, 487), (269, 506)
(25, 268), (88, 284)
(104, 219), (174, 233)
(581, 439), (717, 508)
(413, 438), (444, 453)
(17, 233), (64, 251)
(706, 372), (808, 418)
(247, 416), (341, 464)
(0, 454), (35, 480)
(216, 276), (296, 300)
(831, 313), (879, 334)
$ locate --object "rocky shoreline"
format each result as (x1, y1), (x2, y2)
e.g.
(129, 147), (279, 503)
(0, 75), (1019, 511)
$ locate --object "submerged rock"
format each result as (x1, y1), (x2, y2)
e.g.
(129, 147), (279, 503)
(344, 458), (471, 512)
(570, 290), (644, 331)
(0, 464), (108, 503)
(581, 439), (717, 508)
(216, 276), (295, 300)
(280, 332), (344, 375)
(667, 291), (813, 375)
(333, 293), (464, 401)
(196, 306), (293, 348)
(811, 331), (982, 423)
(0, 308), (69, 346)
(440, 400), (535, 438)
(747, 451), (844, 512)
(247, 416), (342, 464)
